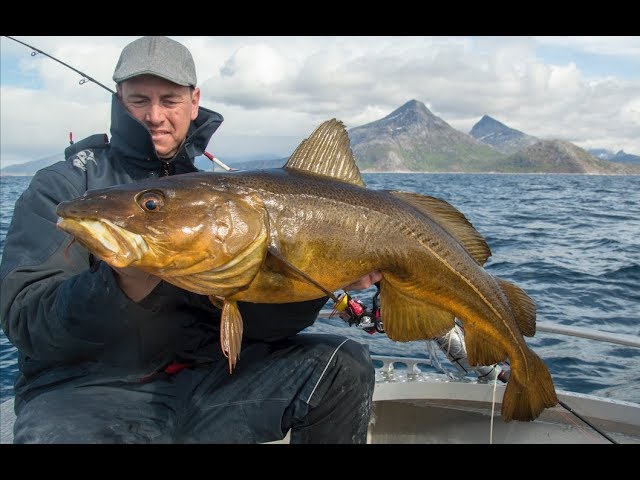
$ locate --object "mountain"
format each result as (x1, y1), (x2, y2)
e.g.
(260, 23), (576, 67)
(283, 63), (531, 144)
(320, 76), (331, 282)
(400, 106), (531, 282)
(3, 101), (639, 176)
(608, 150), (640, 165)
(588, 148), (640, 166)
(348, 100), (505, 172)
(589, 148), (615, 160)
(469, 115), (539, 154)
(468, 115), (640, 173)
(0, 154), (63, 176)
(227, 157), (287, 171)
(495, 140), (640, 174)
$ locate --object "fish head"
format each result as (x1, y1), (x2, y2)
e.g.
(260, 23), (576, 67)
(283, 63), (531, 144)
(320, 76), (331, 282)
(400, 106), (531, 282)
(56, 174), (269, 277)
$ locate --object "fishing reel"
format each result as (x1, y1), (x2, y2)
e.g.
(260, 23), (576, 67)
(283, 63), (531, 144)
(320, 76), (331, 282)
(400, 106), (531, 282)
(331, 283), (385, 334)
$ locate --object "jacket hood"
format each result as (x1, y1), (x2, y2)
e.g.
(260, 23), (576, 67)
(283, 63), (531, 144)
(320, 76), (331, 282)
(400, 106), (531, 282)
(108, 93), (224, 176)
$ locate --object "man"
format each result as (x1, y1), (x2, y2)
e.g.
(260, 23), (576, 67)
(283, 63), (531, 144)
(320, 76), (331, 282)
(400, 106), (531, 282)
(0, 36), (378, 444)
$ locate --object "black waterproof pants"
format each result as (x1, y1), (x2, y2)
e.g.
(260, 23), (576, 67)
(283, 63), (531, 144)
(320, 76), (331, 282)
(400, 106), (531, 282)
(12, 334), (375, 444)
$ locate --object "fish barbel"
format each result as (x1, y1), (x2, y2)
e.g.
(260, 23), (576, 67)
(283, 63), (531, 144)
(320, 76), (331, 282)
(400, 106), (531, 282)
(56, 119), (558, 422)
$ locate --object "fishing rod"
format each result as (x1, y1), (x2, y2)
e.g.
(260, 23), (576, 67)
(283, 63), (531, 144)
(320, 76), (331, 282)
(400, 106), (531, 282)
(4, 35), (235, 172)
(558, 399), (618, 444)
(5, 36), (115, 95)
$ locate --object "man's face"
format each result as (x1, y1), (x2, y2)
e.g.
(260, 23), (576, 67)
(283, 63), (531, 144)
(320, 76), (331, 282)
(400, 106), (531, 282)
(118, 75), (200, 159)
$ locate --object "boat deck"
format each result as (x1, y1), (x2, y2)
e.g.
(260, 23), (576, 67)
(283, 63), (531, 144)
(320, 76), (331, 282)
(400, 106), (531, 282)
(3, 354), (639, 444)
(368, 358), (640, 444)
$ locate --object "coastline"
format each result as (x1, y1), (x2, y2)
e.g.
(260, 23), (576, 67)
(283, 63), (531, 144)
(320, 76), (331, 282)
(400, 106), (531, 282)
(4, 171), (640, 177)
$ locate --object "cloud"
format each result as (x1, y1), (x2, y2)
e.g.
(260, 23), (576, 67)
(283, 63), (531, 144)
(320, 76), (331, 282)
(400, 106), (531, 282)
(2, 36), (639, 167)
(0, 85), (111, 165)
(534, 36), (640, 58)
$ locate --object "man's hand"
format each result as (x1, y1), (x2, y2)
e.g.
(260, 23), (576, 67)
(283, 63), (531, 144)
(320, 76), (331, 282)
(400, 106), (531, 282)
(112, 266), (161, 302)
(342, 270), (382, 291)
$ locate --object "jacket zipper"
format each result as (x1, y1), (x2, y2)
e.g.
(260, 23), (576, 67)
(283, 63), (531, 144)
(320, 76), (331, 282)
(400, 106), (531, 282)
(160, 160), (172, 177)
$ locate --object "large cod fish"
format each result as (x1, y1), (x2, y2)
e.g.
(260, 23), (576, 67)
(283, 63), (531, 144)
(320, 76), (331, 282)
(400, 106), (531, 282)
(56, 119), (558, 422)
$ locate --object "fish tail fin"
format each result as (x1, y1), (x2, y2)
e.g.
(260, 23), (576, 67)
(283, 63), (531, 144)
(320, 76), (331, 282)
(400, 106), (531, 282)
(497, 278), (537, 337)
(502, 353), (558, 422)
(218, 298), (244, 374)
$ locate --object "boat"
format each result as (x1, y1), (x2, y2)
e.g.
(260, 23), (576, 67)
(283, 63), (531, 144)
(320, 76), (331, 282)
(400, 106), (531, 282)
(2, 316), (639, 444)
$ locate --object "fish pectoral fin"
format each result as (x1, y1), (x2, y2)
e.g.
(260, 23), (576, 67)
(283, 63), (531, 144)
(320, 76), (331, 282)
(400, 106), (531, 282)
(460, 322), (508, 367)
(266, 246), (336, 298)
(218, 299), (244, 374)
(388, 190), (491, 266)
(497, 278), (537, 337)
(380, 279), (455, 341)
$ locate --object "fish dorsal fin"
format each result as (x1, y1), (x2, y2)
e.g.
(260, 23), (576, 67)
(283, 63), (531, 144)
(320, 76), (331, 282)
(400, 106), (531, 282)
(497, 278), (537, 337)
(388, 190), (492, 266)
(284, 119), (366, 187)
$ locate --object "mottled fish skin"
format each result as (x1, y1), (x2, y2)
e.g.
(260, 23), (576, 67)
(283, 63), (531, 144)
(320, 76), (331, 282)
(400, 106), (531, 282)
(56, 119), (558, 421)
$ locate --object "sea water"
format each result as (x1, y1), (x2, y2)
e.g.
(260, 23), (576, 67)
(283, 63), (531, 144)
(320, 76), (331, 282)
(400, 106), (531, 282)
(1, 173), (639, 404)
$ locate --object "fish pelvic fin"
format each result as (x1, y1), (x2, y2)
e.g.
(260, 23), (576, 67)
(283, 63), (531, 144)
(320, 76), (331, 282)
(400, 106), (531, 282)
(380, 278), (455, 341)
(502, 353), (558, 422)
(209, 295), (224, 310)
(388, 190), (491, 266)
(218, 299), (244, 374)
(497, 278), (537, 337)
(284, 119), (366, 188)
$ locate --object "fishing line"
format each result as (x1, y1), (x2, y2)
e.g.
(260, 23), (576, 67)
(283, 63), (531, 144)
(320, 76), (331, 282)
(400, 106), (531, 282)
(556, 408), (602, 443)
(5, 36), (115, 95)
(489, 378), (498, 444)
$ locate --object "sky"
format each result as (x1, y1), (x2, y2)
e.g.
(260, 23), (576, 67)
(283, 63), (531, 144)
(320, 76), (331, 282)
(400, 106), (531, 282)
(1, 35), (639, 167)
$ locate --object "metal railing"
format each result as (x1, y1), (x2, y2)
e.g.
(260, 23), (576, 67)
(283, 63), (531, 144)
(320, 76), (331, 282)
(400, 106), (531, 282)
(317, 310), (640, 348)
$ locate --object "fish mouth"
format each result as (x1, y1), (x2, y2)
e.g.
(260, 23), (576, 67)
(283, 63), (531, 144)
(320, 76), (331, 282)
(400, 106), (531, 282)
(56, 217), (148, 268)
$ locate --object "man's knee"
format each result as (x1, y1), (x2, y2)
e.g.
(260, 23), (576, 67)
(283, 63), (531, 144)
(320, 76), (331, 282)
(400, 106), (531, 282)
(287, 336), (374, 443)
(332, 338), (375, 393)
(303, 335), (375, 402)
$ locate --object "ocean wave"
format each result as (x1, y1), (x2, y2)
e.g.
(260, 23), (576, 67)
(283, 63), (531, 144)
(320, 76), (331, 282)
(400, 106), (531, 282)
(600, 264), (640, 280)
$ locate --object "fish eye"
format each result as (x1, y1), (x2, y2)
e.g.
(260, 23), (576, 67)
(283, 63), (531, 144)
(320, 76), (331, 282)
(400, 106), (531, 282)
(137, 190), (165, 212)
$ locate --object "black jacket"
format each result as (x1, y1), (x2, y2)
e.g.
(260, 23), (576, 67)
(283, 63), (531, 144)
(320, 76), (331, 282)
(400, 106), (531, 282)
(0, 95), (327, 403)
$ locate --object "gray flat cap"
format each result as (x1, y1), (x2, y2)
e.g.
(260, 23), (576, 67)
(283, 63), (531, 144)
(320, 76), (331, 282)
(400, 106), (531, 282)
(113, 36), (197, 87)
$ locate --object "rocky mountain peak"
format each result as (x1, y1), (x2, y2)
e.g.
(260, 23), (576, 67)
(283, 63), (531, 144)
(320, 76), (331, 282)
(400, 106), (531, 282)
(355, 99), (450, 133)
(472, 115), (507, 132)
(469, 115), (539, 154)
(348, 100), (499, 172)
